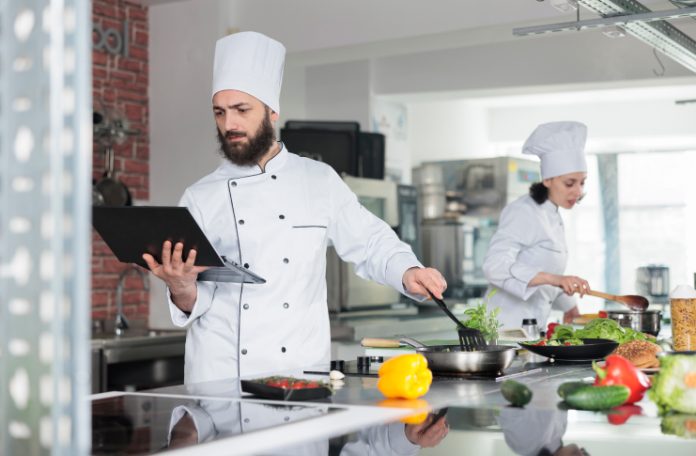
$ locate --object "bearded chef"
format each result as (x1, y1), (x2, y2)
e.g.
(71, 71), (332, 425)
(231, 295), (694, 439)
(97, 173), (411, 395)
(482, 121), (591, 330)
(142, 31), (446, 384)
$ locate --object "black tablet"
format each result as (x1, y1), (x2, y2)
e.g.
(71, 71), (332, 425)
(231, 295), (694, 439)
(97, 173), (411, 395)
(92, 206), (225, 268)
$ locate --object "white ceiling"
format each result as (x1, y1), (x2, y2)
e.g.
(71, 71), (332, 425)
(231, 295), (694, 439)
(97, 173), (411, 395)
(141, 0), (693, 53)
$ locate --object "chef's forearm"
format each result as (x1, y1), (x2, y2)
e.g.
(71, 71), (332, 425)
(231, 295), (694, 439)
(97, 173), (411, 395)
(170, 285), (197, 313)
(529, 272), (559, 287)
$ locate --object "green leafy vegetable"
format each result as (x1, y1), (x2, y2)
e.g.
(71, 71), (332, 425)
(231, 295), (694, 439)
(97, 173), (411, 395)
(649, 355), (696, 414)
(550, 325), (575, 341)
(460, 302), (501, 342)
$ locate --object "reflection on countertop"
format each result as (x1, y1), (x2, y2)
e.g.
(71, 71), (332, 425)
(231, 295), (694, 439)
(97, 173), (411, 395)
(90, 357), (696, 455)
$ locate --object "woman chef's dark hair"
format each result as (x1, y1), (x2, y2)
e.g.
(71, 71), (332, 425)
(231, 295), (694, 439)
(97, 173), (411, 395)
(521, 121), (588, 206)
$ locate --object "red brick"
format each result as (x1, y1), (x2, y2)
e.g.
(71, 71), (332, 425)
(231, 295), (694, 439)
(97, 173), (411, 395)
(93, 3), (117, 19)
(128, 46), (148, 61)
(124, 159), (148, 174)
(116, 89), (147, 102)
(92, 291), (110, 306)
(133, 30), (148, 46)
(121, 59), (142, 72)
(126, 5), (148, 21)
(93, 51), (108, 66)
(92, 275), (119, 290)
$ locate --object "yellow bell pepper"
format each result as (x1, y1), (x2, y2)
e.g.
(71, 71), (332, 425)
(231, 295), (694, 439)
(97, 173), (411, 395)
(377, 353), (433, 399)
(379, 399), (430, 424)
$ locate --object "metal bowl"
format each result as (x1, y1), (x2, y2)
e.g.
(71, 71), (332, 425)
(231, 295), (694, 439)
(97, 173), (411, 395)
(606, 309), (662, 336)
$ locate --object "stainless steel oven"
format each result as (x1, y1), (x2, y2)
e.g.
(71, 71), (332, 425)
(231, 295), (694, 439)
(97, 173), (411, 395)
(327, 176), (402, 311)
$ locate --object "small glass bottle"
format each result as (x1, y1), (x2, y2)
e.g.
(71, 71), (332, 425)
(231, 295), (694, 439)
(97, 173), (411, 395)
(522, 318), (540, 340)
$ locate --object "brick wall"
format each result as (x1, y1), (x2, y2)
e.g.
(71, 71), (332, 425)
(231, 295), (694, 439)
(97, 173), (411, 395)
(92, 0), (149, 322)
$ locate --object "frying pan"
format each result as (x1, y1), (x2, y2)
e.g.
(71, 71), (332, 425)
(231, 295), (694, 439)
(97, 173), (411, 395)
(361, 337), (517, 374)
(94, 146), (131, 206)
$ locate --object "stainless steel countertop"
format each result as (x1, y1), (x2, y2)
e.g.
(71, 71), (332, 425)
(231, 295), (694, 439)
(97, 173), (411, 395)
(91, 355), (696, 455)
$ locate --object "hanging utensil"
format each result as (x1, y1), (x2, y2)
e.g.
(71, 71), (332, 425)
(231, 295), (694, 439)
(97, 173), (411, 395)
(586, 289), (649, 312)
(94, 146), (131, 206)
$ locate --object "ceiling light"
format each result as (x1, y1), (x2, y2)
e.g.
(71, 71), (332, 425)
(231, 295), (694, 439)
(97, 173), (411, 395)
(514, 1), (696, 73)
(550, 0), (579, 13)
(602, 25), (627, 38)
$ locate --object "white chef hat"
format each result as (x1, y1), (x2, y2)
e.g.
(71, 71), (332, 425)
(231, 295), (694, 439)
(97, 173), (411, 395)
(522, 121), (588, 179)
(212, 31), (286, 113)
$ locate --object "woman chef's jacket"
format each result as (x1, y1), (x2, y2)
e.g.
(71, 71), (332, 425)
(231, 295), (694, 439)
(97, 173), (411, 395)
(482, 194), (576, 329)
(168, 144), (422, 384)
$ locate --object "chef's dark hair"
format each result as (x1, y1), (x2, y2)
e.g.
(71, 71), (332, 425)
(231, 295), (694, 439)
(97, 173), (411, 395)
(529, 181), (586, 205)
(529, 182), (548, 204)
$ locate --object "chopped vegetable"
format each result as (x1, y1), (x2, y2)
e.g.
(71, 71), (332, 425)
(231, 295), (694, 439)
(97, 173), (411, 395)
(649, 354), (696, 414)
(593, 355), (650, 404)
(377, 353), (433, 399)
(550, 324), (575, 341)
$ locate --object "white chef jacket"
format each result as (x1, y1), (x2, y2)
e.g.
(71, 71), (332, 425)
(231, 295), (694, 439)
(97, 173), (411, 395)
(168, 144), (422, 384)
(482, 195), (576, 329)
(498, 408), (568, 456)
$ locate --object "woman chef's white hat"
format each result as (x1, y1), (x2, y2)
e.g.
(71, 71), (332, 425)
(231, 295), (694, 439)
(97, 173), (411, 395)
(522, 121), (588, 179)
(212, 31), (286, 114)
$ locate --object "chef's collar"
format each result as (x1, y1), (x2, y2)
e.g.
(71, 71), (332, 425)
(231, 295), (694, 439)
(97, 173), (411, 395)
(541, 198), (559, 213)
(218, 141), (288, 178)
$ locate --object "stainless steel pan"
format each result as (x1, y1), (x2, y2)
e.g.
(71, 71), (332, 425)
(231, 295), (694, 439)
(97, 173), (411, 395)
(361, 337), (516, 374)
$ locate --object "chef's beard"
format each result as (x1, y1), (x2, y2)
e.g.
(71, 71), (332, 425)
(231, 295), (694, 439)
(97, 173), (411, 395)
(217, 110), (275, 166)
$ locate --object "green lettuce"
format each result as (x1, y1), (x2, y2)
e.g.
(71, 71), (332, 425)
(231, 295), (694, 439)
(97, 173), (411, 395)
(649, 355), (696, 414)
(660, 414), (696, 439)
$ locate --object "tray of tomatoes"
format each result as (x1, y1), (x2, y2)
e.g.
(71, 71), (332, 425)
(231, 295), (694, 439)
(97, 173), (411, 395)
(241, 376), (333, 401)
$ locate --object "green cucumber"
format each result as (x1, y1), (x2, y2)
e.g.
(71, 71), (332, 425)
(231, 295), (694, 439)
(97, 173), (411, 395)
(557, 381), (589, 400)
(501, 380), (533, 407)
(564, 385), (630, 411)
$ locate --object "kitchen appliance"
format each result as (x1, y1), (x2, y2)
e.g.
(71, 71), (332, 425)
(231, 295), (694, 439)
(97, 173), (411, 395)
(280, 120), (385, 179)
(420, 218), (493, 299)
(417, 157), (540, 221)
(396, 184), (420, 260)
(606, 309), (662, 337)
(326, 176), (400, 311)
(636, 264), (670, 301)
(413, 164), (446, 220)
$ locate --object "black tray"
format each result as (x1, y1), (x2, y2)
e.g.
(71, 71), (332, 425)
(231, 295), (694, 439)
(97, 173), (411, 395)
(518, 338), (619, 362)
(241, 379), (332, 401)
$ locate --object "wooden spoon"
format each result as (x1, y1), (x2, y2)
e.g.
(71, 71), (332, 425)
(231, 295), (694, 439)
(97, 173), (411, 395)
(585, 289), (649, 312)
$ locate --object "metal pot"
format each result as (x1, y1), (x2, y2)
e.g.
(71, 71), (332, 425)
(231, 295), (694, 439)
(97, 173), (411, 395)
(606, 309), (662, 336)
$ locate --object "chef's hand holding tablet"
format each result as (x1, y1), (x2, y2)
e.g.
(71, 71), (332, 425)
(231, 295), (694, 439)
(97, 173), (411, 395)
(142, 240), (210, 312)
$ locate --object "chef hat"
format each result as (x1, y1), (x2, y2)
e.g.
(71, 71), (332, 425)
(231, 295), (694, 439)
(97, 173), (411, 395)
(522, 121), (588, 179)
(212, 31), (286, 113)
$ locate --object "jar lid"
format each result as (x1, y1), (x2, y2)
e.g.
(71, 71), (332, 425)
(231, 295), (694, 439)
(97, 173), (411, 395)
(522, 318), (537, 325)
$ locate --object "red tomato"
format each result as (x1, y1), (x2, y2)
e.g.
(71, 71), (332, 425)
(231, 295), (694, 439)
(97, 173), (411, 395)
(290, 381), (307, 389)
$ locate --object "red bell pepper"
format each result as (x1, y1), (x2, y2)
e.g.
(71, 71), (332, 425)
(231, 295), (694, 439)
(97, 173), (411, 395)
(593, 355), (651, 404)
(546, 322), (559, 340)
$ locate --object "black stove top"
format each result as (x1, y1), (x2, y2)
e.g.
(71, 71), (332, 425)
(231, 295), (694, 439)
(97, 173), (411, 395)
(305, 358), (542, 382)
